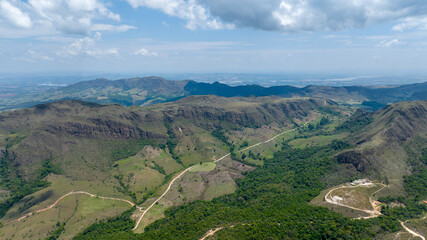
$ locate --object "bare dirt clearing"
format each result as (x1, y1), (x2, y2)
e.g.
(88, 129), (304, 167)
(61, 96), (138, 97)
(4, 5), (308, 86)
(313, 179), (387, 219)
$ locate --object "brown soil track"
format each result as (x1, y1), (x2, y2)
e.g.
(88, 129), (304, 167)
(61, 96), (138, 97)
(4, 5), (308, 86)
(324, 182), (386, 219)
(6, 191), (136, 224)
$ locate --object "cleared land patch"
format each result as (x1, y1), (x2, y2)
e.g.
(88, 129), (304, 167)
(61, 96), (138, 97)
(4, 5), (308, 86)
(312, 179), (386, 219)
(189, 162), (216, 172)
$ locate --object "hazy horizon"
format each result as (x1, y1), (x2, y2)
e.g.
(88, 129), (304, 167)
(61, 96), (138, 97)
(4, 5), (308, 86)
(1, 71), (426, 88)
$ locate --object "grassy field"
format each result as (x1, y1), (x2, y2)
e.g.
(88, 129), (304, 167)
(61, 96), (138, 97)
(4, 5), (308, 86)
(189, 162), (216, 172)
(311, 181), (385, 218)
(0, 193), (130, 240)
(311, 188), (373, 219)
(328, 184), (382, 210)
(175, 123), (228, 166)
(3, 174), (129, 221)
(203, 181), (237, 201)
(289, 133), (348, 149)
(111, 145), (184, 202)
(133, 202), (169, 234)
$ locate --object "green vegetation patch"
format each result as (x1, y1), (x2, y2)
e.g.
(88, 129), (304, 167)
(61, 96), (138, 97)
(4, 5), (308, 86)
(74, 207), (136, 240)
(189, 162), (216, 172)
(0, 155), (61, 218)
(110, 139), (158, 162)
(289, 133), (347, 149)
(336, 109), (373, 133)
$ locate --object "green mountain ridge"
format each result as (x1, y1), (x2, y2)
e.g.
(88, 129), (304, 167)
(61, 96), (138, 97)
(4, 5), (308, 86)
(1, 76), (426, 111)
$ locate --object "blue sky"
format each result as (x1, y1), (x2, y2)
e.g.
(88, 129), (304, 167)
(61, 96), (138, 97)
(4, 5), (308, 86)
(1, 0), (427, 74)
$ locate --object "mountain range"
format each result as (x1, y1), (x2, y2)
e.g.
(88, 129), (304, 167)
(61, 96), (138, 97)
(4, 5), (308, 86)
(1, 76), (426, 111)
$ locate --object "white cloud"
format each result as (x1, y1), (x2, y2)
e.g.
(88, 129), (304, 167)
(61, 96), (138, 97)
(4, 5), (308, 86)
(134, 48), (158, 56)
(378, 39), (404, 48)
(126, 0), (427, 32)
(91, 24), (137, 32)
(86, 48), (120, 58)
(28, 0), (122, 35)
(57, 32), (120, 58)
(0, 0), (32, 28)
(0, 0), (135, 37)
(392, 16), (427, 32)
(126, 0), (234, 30)
(59, 32), (99, 56)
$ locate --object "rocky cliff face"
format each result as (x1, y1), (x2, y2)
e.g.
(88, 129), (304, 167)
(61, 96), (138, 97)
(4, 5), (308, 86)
(161, 97), (337, 128)
(336, 151), (371, 172)
(43, 121), (163, 140)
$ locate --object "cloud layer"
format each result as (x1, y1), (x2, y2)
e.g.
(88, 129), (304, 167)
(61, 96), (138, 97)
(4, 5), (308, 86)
(126, 0), (233, 30)
(2, 0), (427, 36)
(0, 0), (132, 37)
(128, 0), (427, 32)
(0, 0), (32, 28)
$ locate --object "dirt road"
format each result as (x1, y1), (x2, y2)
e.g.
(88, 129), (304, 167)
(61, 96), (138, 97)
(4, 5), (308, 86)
(400, 221), (426, 240)
(7, 191), (136, 224)
(324, 183), (386, 219)
(200, 227), (224, 240)
(326, 183), (426, 239)
(132, 166), (195, 230)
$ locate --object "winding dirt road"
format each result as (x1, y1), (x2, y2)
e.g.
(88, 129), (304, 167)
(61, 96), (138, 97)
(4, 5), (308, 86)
(400, 221), (426, 240)
(133, 124), (305, 231)
(325, 183), (426, 239)
(397, 215), (427, 240)
(7, 191), (136, 224)
(324, 182), (386, 219)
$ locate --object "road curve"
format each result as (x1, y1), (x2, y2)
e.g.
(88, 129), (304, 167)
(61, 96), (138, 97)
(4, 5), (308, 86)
(7, 191), (135, 224)
(324, 183), (386, 219)
(400, 221), (426, 240)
